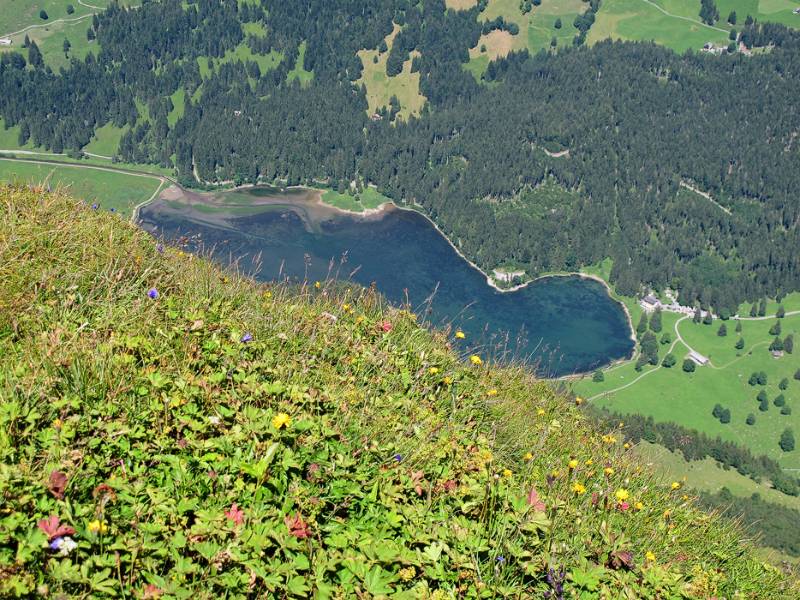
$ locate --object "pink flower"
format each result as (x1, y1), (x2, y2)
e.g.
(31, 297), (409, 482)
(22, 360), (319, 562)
(224, 503), (244, 526)
(285, 513), (312, 539)
(378, 321), (393, 332)
(617, 501), (630, 512)
(37, 515), (76, 541)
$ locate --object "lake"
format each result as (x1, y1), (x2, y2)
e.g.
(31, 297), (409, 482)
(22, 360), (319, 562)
(139, 186), (634, 376)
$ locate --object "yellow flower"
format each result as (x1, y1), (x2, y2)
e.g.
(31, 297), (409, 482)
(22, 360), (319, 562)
(604, 467), (614, 476)
(342, 303), (351, 312)
(88, 520), (108, 534)
(671, 481), (681, 490)
(585, 458), (593, 466)
(398, 566), (416, 581)
(663, 509), (672, 519)
(634, 501), (644, 511)
(480, 450), (493, 463)
(601, 434), (617, 444)
(455, 330), (466, 339)
(429, 367), (440, 375)
(502, 469), (512, 478)
(272, 412), (292, 430)
(645, 551), (656, 562)
(314, 281), (321, 289)
(572, 482), (586, 495)
(53, 418), (63, 430)
(623, 442), (631, 449)
(536, 408), (546, 416)
(469, 355), (483, 366)
(263, 291), (272, 299)
(550, 469), (561, 478)
(443, 376), (453, 385)
(487, 389), (498, 397)
(568, 459), (579, 470)
(575, 396), (583, 406)
(681, 494), (689, 501)
(615, 488), (630, 502)
(524, 452), (533, 461)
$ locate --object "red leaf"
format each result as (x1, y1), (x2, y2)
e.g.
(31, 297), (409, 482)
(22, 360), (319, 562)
(526, 487), (546, 512)
(224, 503), (244, 526)
(37, 515), (76, 541)
(48, 471), (68, 500)
(284, 513), (311, 539)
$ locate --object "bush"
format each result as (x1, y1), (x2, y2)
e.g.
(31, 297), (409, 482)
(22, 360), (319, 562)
(774, 394), (785, 407)
(662, 353), (676, 368)
(592, 369), (604, 382)
(720, 408), (731, 424)
(717, 323), (727, 337)
(769, 321), (782, 336)
(735, 337), (745, 350)
(66, 4), (75, 14)
(39, 9), (48, 19)
(712, 404), (724, 419)
(757, 390), (768, 403)
(746, 413), (756, 425)
(780, 378), (790, 391)
(660, 332), (672, 345)
(782, 406), (792, 416)
(682, 359), (696, 373)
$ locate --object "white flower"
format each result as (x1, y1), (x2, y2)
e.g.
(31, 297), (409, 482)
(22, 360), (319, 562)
(208, 416), (220, 425)
(58, 537), (77, 556)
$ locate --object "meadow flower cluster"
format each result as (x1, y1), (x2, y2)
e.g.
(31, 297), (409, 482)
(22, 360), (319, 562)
(0, 187), (793, 598)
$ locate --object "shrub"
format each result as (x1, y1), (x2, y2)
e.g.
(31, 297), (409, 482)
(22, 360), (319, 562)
(662, 352), (676, 368)
(782, 406), (792, 416)
(592, 369), (604, 382)
(746, 413), (756, 425)
(780, 429), (796, 452)
(682, 359), (696, 372)
(717, 323), (727, 337)
(39, 9), (48, 19)
(774, 394), (785, 407)
(735, 337), (745, 350)
(780, 378), (789, 391)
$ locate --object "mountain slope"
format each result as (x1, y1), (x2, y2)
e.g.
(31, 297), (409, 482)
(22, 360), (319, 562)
(0, 185), (794, 597)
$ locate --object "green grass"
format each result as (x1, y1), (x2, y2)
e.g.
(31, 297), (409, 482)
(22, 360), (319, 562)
(197, 42), (283, 81)
(0, 16), (98, 71)
(0, 186), (793, 597)
(168, 88), (186, 127)
(0, 118), (34, 151)
(0, 0), (94, 35)
(636, 440), (800, 510)
(0, 159), (161, 216)
(717, 0), (800, 28)
(321, 186), (392, 212)
(357, 25), (426, 120)
(82, 122), (127, 157)
(287, 40), (314, 86)
(575, 311), (800, 468)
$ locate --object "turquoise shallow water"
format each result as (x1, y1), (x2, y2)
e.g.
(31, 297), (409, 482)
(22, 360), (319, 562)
(140, 194), (633, 376)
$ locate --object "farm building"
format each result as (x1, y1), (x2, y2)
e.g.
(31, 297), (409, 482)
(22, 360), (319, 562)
(0, 38), (12, 46)
(687, 350), (709, 366)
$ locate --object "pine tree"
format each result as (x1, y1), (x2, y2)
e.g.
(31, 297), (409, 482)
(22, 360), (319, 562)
(746, 413), (755, 425)
(636, 313), (648, 335)
(650, 308), (662, 333)
(735, 320), (742, 333)
(785, 335), (794, 354)
(717, 323), (727, 337)
(777, 305), (785, 318)
(735, 337), (745, 350)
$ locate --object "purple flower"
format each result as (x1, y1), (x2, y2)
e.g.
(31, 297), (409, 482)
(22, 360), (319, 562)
(91, 203), (99, 210)
(147, 288), (159, 300)
(49, 537), (64, 551)
(156, 243), (164, 254)
(110, 208), (116, 213)
(496, 555), (505, 563)
(241, 332), (253, 343)
(393, 454), (403, 462)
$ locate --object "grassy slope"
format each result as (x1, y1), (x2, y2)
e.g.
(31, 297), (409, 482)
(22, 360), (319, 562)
(287, 41), (314, 86)
(357, 25), (426, 121)
(322, 187), (392, 213)
(0, 160), (161, 216)
(0, 186), (792, 597)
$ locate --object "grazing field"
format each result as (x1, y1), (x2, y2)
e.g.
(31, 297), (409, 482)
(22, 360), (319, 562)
(83, 122), (126, 157)
(636, 440), (800, 510)
(446, 0), (479, 9)
(0, 158), (162, 216)
(287, 41), (314, 86)
(574, 303), (800, 468)
(0, 0), (94, 36)
(0, 16), (99, 70)
(321, 186), (392, 213)
(357, 25), (426, 121)
(717, 0), (800, 28)
(197, 43), (283, 80)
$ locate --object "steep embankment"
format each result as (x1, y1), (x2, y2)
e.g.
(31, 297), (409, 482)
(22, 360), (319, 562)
(0, 185), (794, 597)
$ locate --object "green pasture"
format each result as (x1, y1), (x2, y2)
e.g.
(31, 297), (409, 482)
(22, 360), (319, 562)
(0, 158), (162, 216)
(322, 186), (392, 212)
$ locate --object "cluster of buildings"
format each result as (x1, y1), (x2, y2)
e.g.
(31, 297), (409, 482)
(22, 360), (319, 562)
(639, 293), (703, 317)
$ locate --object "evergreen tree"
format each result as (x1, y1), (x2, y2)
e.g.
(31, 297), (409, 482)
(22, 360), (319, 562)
(592, 369), (604, 382)
(683, 359), (696, 373)
(703, 312), (713, 325)
(782, 406), (792, 416)
(67, 4), (75, 14)
(693, 307), (703, 324)
(785, 335), (794, 354)
(699, 0), (719, 25)
(735, 337), (745, 350)
(660, 332), (672, 345)
(746, 413), (756, 425)
(728, 10), (736, 24)
(735, 320), (742, 333)
(720, 408), (731, 424)
(712, 403), (723, 418)
(27, 41), (43, 69)
(795, 369), (800, 381)
(717, 323), (727, 337)
(63, 39), (71, 57)
(39, 9), (48, 20)
(780, 429), (795, 452)
(774, 394), (785, 407)
(777, 305), (785, 318)
(758, 298), (767, 317)
(662, 353), (677, 368)
(749, 304), (757, 318)
(637, 312), (648, 335)
(758, 390), (768, 403)
(769, 320), (781, 336)
(554, 18), (562, 29)
(650, 308), (662, 332)
(770, 337), (784, 352)
(780, 378), (789, 390)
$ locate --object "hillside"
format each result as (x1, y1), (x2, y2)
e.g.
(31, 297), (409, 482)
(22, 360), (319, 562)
(0, 185), (795, 597)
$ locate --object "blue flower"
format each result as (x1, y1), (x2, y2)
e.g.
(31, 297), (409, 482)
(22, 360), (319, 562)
(496, 555), (505, 563)
(110, 208), (116, 213)
(156, 243), (164, 254)
(393, 454), (403, 462)
(147, 288), (159, 300)
(91, 203), (99, 210)
(241, 332), (253, 343)
(49, 537), (63, 551)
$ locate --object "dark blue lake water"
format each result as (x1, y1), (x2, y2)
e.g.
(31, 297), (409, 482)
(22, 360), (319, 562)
(140, 191), (633, 376)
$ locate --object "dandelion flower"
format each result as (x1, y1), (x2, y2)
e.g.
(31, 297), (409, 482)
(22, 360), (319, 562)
(575, 396), (583, 406)
(615, 488), (630, 502)
(469, 355), (483, 366)
(536, 408), (546, 416)
(585, 458), (593, 466)
(502, 469), (512, 478)
(272, 412), (292, 430)
(487, 389), (498, 397)
(429, 367), (440, 375)
(645, 551), (656, 562)
(671, 481), (681, 490)
(342, 303), (351, 312)
(604, 467), (614, 476)
(314, 281), (321, 289)
(455, 330), (466, 339)
(550, 469), (561, 478)
(443, 376), (453, 385)
(524, 452), (533, 461)
(568, 459), (579, 470)
(87, 520), (108, 534)
(634, 501), (644, 511)
(53, 418), (63, 430)
(623, 442), (631, 449)
(572, 482), (586, 495)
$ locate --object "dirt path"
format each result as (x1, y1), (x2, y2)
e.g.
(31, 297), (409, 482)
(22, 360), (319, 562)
(680, 181), (732, 215)
(639, 0), (729, 34)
